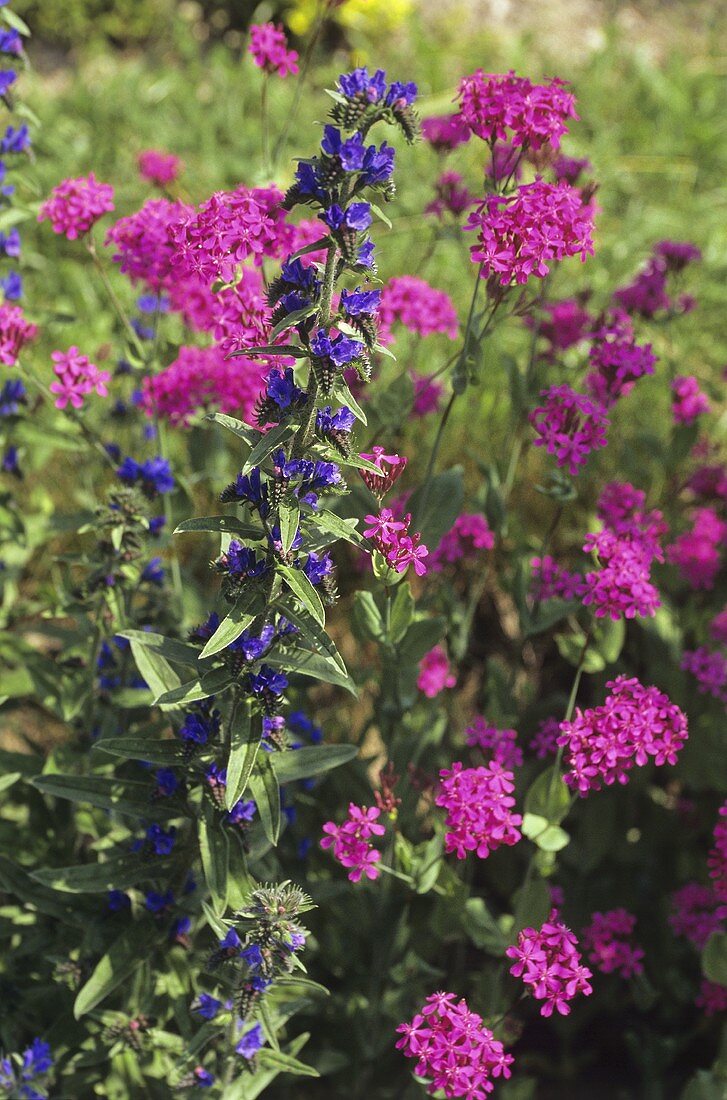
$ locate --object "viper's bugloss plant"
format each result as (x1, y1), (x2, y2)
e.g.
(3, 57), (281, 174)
(0, 7), (725, 1099)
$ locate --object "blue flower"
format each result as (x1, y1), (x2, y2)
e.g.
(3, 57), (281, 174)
(0, 29), (22, 57)
(20, 1040), (52, 1081)
(154, 768), (180, 797)
(322, 202), (372, 232)
(223, 540), (269, 580)
(357, 240), (376, 268)
(228, 623), (275, 661)
(178, 705), (220, 744)
(236, 1023), (264, 1060)
(0, 71), (17, 98)
(0, 227), (20, 257)
(294, 161), (324, 200)
(226, 798), (256, 825)
(145, 824), (176, 856)
(117, 455), (175, 496)
(287, 711), (323, 742)
(189, 611), (220, 643)
(141, 557), (165, 585)
(171, 916), (191, 942)
(266, 366), (306, 410)
(321, 126), (366, 171)
(316, 405), (356, 434)
(137, 293), (169, 314)
(338, 67), (387, 103)
(219, 928), (242, 952)
(205, 762), (227, 789)
(1, 125), (30, 155)
(194, 993), (222, 1020)
(303, 551), (333, 586)
(386, 80), (418, 107)
(361, 142), (395, 185)
(107, 889), (131, 912)
(194, 1067), (215, 1087)
(280, 258), (319, 291)
(148, 515), (165, 537)
(1, 271), (22, 300)
(310, 330), (362, 367)
(145, 889), (174, 914)
(241, 944), (264, 971)
(0, 377), (25, 416)
(132, 318), (155, 340)
(340, 287), (381, 315)
(249, 666), (288, 696)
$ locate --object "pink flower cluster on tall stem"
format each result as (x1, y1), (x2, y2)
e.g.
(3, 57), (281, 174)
(138, 149), (181, 187)
(378, 276), (459, 343)
(582, 909), (645, 978)
(669, 883), (725, 949)
(396, 991), (514, 1098)
(596, 481), (667, 554)
(421, 114), (471, 152)
(417, 646), (456, 698)
(669, 507), (726, 590)
(363, 509), (429, 576)
(320, 803), (385, 883)
(672, 375), (710, 425)
(429, 513), (494, 571)
(248, 23), (299, 78)
(39, 173), (115, 240)
(585, 329), (656, 408)
(506, 912), (593, 1016)
(681, 647), (727, 705)
(530, 384), (608, 476)
(558, 675), (688, 795)
(466, 180), (594, 286)
(456, 71), (577, 151)
(582, 529), (661, 620)
(143, 345), (267, 427)
(531, 555), (586, 601)
(49, 347), (110, 410)
(0, 302), (36, 366)
(359, 446), (407, 497)
(436, 761), (522, 859)
(106, 197), (191, 289)
(466, 718), (522, 768)
(529, 717), (561, 759)
(696, 980), (727, 1016)
(531, 297), (593, 356)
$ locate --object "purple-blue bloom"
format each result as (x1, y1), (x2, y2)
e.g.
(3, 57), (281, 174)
(145, 889), (174, 914)
(303, 551), (334, 586)
(117, 455), (175, 496)
(145, 823), (176, 856)
(219, 928), (242, 952)
(316, 405), (356, 434)
(154, 768), (180, 797)
(141, 557), (165, 585)
(226, 799), (256, 825)
(0, 377), (25, 416)
(340, 287), (380, 315)
(338, 67), (387, 102)
(223, 540), (269, 580)
(107, 889), (131, 912)
(0, 227), (20, 257)
(1, 270), (22, 300)
(194, 993), (222, 1020)
(249, 666), (288, 696)
(236, 1023), (265, 1060)
(266, 366), (306, 410)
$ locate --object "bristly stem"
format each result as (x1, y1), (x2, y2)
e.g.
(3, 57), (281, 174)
(291, 241), (338, 456)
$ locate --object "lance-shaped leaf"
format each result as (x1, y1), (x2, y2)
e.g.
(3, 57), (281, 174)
(227, 343), (308, 359)
(174, 516), (264, 540)
(256, 1046), (320, 1078)
(277, 500), (300, 556)
(277, 564), (325, 628)
(204, 412), (260, 445)
(332, 378), (367, 424)
(249, 756), (281, 845)
(74, 923), (163, 1018)
(268, 303), (317, 339)
(0, 855), (89, 927)
(200, 590), (265, 659)
(154, 666), (235, 708)
(265, 651), (356, 695)
(115, 630), (200, 667)
(32, 775), (183, 820)
(273, 598), (347, 676)
(271, 743), (358, 785)
(225, 703), (260, 809)
(242, 422), (295, 475)
(31, 853), (170, 894)
(200, 803), (229, 912)
(312, 509), (364, 548)
(95, 737), (186, 767)
(128, 640), (182, 700)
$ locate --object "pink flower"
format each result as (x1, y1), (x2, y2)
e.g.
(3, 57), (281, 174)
(708, 802), (727, 904)
(710, 607), (727, 644)
(506, 912), (593, 1016)
(436, 760), (522, 859)
(425, 170), (474, 220)
(558, 675), (688, 795)
(672, 375), (710, 425)
(670, 883), (725, 949)
(531, 555), (586, 601)
(669, 507), (726, 589)
(596, 482), (667, 553)
(429, 513), (494, 571)
(106, 198), (191, 289)
(466, 718), (522, 768)
(49, 347), (110, 410)
(696, 979), (727, 1016)
(465, 180), (595, 286)
(359, 446), (407, 497)
(396, 992), (514, 1098)
(378, 276), (458, 344)
(457, 70), (578, 151)
(420, 113), (471, 152)
(530, 717), (561, 759)
(582, 529), (661, 620)
(39, 173), (114, 240)
(530, 384), (608, 476)
(364, 508), (428, 576)
(585, 332), (656, 408)
(0, 303), (37, 366)
(529, 297), (593, 356)
(582, 909), (644, 979)
(143, 345), (267, 427)
(320, 802), (385, 883)
(681, 647), (727, 705)
(137, 149), (181, 187)
(417, 646), (455, 698)
(411, 372), (444, 416)
(248, 22), (298, 78)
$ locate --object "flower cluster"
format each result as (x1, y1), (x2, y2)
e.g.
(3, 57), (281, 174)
(106, 197), (189, 288)
(38, 173), (114, 239)
(669, 883), (725, 950)
(681, 647), (727, 705)
(671, 375), (710, 425)
(532, 297), (593, 356)
(321, 803), (385, 883)
(138, 149), (181, 187)
(506, 913), (593, 1016)
(436, 761), (522, 859)
(466, 180), (594, 286)
(396, 992), (514, 1098)
(614, 240), (700, 319)
(457, 71), (577, 151)
(531, 555), (586, 601)
(465, 718), (523, 768)
(596, 481), (667, 554)
(669, 507), (726, 589)
(558, 676), (688, 794)
(0, 1038), (53, 1100)
(248, 22), (298, 78)
(582, 909), (645, 979)
(428, 513), (494, 570)
(360, 446), (407, 497)
(529, 717), (561, 759)
(143, 345), (267, 426)
(0, 301), (36, 365)
(49, 346), (110, 410)
(585, 328), (656, 408)
(417, 645), (456, 698)
(582, 528), (661, 620)
(708, 801), (727, 904)
(378, 276), (458, 343)
(425, 170), (474, 220)
(530, 384), (608, 476)
(421, 113), (471, 152)
(696, 980), (727, 1017)
(363, 508), (429, 576)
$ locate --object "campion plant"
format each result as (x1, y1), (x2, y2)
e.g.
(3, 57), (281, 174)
(0, 7), (725, 1099)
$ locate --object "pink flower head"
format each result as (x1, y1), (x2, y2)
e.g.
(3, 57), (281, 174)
(696, 980), (727, 1016)
(429, 513), (495, 572)
(669, 507), (726, 590)
(288, 218), (329, 267)
(558, 675), (688, 795)
(686, 462), (727, 505)
(137, 149), (181, 187)
(681, 647), (727, 705)
(672, 375), (710, 425)
(210, 266), (274, 356)
(531, 297), (593, 356)
(465, 180), (595, 286)
(530, 384), (608, 476)
(596, 482), (667, 558)
(457, 71), (578, 152)
(411, 372), (445, 416)
(436, 760), (522, 859)
(248, 22), (299, 78)
(552, 155), (592, 185)
(360, 446), (407, 497)
(320, 802), (385, 883)
(654, 239), (702, 273)
(466, 718), (522, 768)
(364, 509), (428, 576)
(613, 256), (671, 318)
(49, 347), (110, 410)
(531, 555), (586, 601)
(420, 113), (471, 152)
(378, 276), (458, 344)
(417, 645), (455, 698)
(710, 607), (727, 644)
(143, 344), (267, 427)
(0, 303), (37, 366)
(582, 909), (645, 979)
(530, 717), (561, 759)
(585, 333), (656, 408)
(506, 912), (593, 1016)
(708, 801), (727, 904)
(425, 170), (475, 220)
(582, 529), (661, 620)
(396, 992), (514, 1098)
(106, 198), (192, 289)
(670, 883), (725, 949)
(39, 173), (114, 240)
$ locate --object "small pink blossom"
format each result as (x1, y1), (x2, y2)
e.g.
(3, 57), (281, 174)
(582, 529), (661, 620)
(436, 760), (522, 859)
(378, 276), (458, 344)
(429, 513), (494, 571)
(49, 347), (110, 410)
(708, 801), (727, 904)
(138, 149), (181, 187)
(359, 447), (407, 497)
(417, 646), (455, 698)
(248, 22), (299, 78)
(710, 607), (727, 644)
(681, 647), (727, 705)
(530, 384), (608, 476)
(506, 912), (593, 1016)
(696, 979), (727, 1016)
(321, 802), (385, 883)
(669, 507), (726, 590)
(466, 718), (522, 768)
(143, 344), (267, 427)
(582, 909), (645, 979)
(0, 303), (37, 366)
(425, 170), (474, 220)
(39, 173), (114, 240)
(672, 375), (710, 425)
(457, 71), (578, 151)
(530, 717), (561, 759)
(531, 555), (586, 601)
(670, 883), (725, 949)
(411, 372), (444, 416)
(420, 113), (471, 152)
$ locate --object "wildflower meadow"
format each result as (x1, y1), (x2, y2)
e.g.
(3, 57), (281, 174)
(0, 1), (725, 1097)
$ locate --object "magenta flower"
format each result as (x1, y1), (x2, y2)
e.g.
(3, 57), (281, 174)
(506, 912), (593, 1016)
(530, 385), (608, 476)
(457, 70), (578, 151)
(429, 513), (494, 571)
(708, 802), (727, 904)
(531, 555), (586, 601)
(411, 372), (444, 416)
(143, 344), (268, 427)
(530, 297), (593, 356)
(320, 802), (385, 883)
(417, 645), (455, 698)
(466, 718), (522, 768)
(436, 760), (522, 859)
(49, 347), (110, 410)
(364, 508), (428, 576)
(582, 909), (644, 979)
(711, 607), (727, 644)
(585, 332), (656, 408)
(696, 980), (727, 1016)
(558, 675), (688, 795)
(671, 375), (710, 425)
(681, 647), (727, 705)
(0, 302), (37, 366)
(596, 482), (667, 554)
(529, 717), (561, 759)
(396, 991), (514, 1097)
(670, 883), (725, 949)
(420, 113), (471, 152)
(582, 529), (661, 620)
(378, 276), (458, 344)
(359, 447), (407, 497)
(39, 173), (115, 240)
(137, 149), (181, 187)
(669, 507), (726, 590)
(425, 170), (475, 220)
(106, 198), (191, 289)
(248, 22), (299, 78)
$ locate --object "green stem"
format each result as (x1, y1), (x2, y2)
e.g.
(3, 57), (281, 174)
(261, 75), (271, 177)
(546, 629), (591, 813)
(272, 0), (330, 166)
(86, 236), (145, 357)
(22, 363), (116, 469)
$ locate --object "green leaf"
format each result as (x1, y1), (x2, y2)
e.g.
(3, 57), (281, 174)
(200, 803), (229, 911)
(270, 303), (318, 339)
(524, 767), (571, 825)
(288, 235), (330, 261)
(202, 901), (229, 940)
(32, 775), (181, 820)
(264, 650), (357, 695)
(593, 616), (626, 664)
(0, 855), (88, 926)
(413, 831), (444, 895)
(332, 378), (367, 425)
(129, 640), (182, 699)
(2, 9), (31, 35)
(243, 423), (295, 475)
(512, 876), (551, 935)
(389, 584), (415, 644)
(0, 771), (20, 793)
(703, 932), (727, 986)
(314, 509), (364, 548)
(225, 703), (259, 809)
(271, 744), (358, 784)
(74, 923), (160, 1018)
(462, 896), (507, 954)
(369, 201), (392, 228)
(556, 630), (606, 673)
(277, 564), (326, 627)
(174, 516), (263, 540)
(397, 617), (447, 665)
(200, 591), (265, 659)
(522, 814), (570, 852)
(204, 413), (259, 445)
(352, 590), (385, 642)
(115, 630), (200, 667)
(31, 853), (167, 894)
(96, 737), (186, 767)
(278, 500), (300, 555)
(249, 757), (281, 845)
(273, 599), (347, 676)
(227, 343), (308, 359)
(407, 467), (464, 549)
(256, 1047), (320, 1078)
